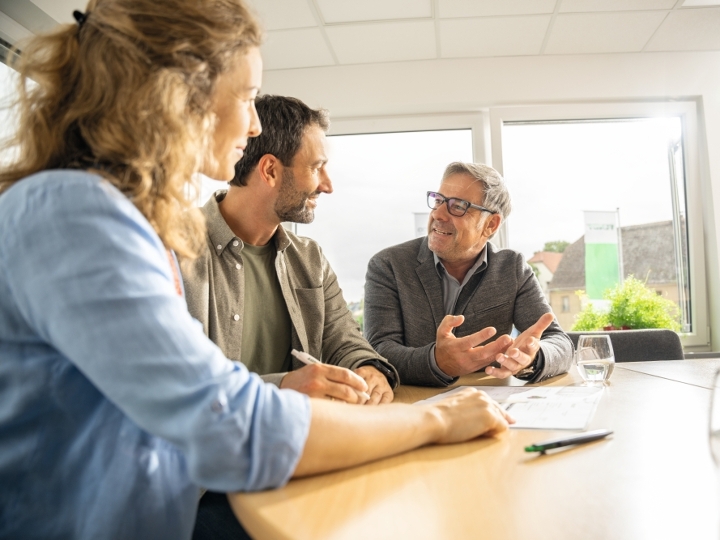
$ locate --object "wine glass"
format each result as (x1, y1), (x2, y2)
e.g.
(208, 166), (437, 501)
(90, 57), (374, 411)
(575, 335), (615, 385)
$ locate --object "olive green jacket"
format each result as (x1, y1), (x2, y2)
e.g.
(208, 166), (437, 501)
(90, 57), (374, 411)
(182, 192), (398, 388)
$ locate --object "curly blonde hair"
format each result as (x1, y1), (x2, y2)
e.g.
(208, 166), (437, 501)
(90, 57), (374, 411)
(0, 0), (262, 257)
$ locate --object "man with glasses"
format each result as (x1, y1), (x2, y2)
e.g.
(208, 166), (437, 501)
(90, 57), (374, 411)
(364, 162), (573, 387)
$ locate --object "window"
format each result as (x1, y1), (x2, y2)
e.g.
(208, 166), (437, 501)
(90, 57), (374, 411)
(295, 128), (474, 305)
(562, 296), (570, 313)
(490, 102), (707, 349)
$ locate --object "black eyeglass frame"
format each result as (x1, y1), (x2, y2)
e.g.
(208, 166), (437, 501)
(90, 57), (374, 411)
(426, 191), (496, 217)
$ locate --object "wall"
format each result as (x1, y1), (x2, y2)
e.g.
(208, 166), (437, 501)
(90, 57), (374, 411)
(261, 51), (720, 350)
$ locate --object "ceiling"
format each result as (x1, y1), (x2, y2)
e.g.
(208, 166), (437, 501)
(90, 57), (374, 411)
(1, 0), (719, 71)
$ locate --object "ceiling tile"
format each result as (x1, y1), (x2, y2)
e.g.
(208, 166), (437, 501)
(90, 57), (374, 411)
(544, 11), (667, 53)
(560, 0), (676, 12)
(316, 0), (431, 24)
(261, 28), (334, 70)
(325, 21), (436, 64)
(438, 0), (556, 18)
(439, 16), (550, 57)
(246, 0), (317, 30)
(645, 7), (720, 50)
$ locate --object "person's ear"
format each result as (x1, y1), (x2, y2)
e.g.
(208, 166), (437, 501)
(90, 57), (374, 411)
(484, 214), (502, 237)
(257, 154), (282, 188)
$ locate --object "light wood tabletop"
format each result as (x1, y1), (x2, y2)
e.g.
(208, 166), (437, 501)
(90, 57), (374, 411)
(229, 359), (720, 540)
(616, 358), (720, 389)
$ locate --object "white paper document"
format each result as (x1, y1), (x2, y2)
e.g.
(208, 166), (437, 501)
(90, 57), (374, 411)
(415, 385), (604, 430)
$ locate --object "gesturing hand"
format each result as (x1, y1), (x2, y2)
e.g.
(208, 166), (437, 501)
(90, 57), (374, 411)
(280, 363), (369, 404)
(485, 312), (555, 379)
(434, 314), (513, 377)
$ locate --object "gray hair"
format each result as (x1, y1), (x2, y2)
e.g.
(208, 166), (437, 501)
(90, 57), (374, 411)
(442, 162), (512, 221)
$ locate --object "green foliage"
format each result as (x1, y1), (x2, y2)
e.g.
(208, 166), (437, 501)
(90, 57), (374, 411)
(571, 277), (681, 331)
(605, 277), (681, 331)
(529, 262), (540, 278)
(354, 313), (364, 332)
(543, 240), (570, 253)
(348, 299), (364, 332)
(571, 296), (608, 331)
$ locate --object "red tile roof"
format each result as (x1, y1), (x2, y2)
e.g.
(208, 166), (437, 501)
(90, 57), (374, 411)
(528, 251), (564, 273)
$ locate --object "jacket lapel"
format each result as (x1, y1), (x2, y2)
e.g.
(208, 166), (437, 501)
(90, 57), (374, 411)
(415, 238), (445, 328)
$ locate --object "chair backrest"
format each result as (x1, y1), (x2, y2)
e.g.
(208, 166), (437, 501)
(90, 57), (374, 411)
(566, 329), (683, 362)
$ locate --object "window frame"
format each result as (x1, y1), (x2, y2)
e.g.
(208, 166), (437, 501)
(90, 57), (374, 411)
(324, 111), (500, 241)
(489, 101), (709, 349)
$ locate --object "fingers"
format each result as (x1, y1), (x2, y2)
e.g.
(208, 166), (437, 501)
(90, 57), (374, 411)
(524, 312), (555, 339)
(457, 326), (498, 349)
(282, 364), (369, 403)
(324, 381), (368, 404)
(484, 364), (513, 379)
(323, 364), (368, 392)
(354, 366), (394, 406)
(436, 314), (465, 339)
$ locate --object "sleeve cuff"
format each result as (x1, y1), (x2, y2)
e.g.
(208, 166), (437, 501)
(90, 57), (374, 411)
(356, 359), (400, 389)
(429, 344), (456, 385)
(261, 372), (287, 387)
(514, 349), (546, 382)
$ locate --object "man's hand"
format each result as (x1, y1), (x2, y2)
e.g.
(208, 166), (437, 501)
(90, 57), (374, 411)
(434, 314), (513, 377)
(353, 365), (394, 405)
(486, 312), (555, 379)
(280, 363), (369, 404)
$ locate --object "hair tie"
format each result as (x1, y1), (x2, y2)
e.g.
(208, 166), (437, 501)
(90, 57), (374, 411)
(72, 10), (88, 28)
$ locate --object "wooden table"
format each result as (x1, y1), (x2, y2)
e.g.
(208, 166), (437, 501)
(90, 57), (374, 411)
(229, 359), (720, 540)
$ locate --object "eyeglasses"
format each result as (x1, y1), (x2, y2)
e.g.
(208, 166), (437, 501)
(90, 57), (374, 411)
(426, 191), (495, 217)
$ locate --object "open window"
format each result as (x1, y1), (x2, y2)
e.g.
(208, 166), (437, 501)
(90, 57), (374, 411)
(490, 102), (708, 349)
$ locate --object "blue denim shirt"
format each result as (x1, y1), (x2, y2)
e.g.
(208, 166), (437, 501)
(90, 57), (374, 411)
(0, 171), (311, 539)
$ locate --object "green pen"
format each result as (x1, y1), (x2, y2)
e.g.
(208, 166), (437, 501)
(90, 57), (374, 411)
(525, 429), (613, 454)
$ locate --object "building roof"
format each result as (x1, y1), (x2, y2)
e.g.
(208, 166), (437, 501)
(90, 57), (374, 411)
(549, 220), (681, 290)
(528, 251), (564, 274)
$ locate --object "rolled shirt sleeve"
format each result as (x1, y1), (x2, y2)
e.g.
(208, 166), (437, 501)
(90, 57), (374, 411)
(0, 171), (310, 493)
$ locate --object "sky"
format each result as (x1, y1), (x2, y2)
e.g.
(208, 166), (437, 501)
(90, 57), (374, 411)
(290, 119), (685, 303)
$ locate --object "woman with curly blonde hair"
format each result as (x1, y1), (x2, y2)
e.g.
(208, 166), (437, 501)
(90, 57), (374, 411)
(0, 1), (512, 539)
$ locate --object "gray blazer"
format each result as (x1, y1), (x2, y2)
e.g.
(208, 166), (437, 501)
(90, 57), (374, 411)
(364, 237), (573, 387)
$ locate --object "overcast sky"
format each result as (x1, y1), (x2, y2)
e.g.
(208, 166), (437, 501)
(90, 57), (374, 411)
(293, 119), (683, 303)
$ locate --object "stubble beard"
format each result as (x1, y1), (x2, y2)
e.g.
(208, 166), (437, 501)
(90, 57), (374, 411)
(274, 169), (315, 224)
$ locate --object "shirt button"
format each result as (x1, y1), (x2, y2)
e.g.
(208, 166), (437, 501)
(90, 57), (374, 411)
(232, 240), (239, 247)
(233, 314), (240, 321)
(235, 263), (241, 269)
(216, 244), (222, 250)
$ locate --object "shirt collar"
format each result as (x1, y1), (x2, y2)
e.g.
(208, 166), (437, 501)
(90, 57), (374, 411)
(202, 190), (291, 254)
(433, 245), (488, 282)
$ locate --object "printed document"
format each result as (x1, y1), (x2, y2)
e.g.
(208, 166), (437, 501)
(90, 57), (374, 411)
(416, 385), (604, 430)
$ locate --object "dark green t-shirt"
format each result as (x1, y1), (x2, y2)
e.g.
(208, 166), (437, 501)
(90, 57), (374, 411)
(240, 242), (292, 375)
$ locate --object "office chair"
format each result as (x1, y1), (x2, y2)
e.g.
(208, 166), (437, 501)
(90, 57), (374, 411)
(566, 329), (683, 362)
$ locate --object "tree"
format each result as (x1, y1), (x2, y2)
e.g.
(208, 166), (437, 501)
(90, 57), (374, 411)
(543, 240), (570, 253)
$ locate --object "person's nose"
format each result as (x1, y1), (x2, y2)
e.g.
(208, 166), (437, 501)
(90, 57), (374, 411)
(318, 167), (333, 194)
(431, 200), (450, 221)
(247, 102), (262, 138)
